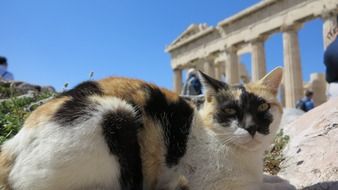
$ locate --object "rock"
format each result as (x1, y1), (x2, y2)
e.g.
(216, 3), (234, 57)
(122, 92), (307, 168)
(278, 97), (338, 190)
(26, 96), (54, 112)
(0, 80), (56, 99)
(11, 81), (42, 95)
(41, 86), (56, 93)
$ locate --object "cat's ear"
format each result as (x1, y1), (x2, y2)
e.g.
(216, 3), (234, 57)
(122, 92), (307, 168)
(259, 67), (283, 93)
(198, 71), (229, 96)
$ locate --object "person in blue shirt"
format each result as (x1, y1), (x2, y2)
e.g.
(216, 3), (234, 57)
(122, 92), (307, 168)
(324, 23), (338, 97)
(0, 56), (14, 81)
(181, 69), (202, 96)
(296, 90), (315, 112)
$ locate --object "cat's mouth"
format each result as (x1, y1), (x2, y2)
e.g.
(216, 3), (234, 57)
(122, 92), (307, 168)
(235, 137), (262, 150)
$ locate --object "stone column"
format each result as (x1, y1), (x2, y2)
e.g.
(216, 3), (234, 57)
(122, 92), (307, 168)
(173, 68), (182, 94)
(239, 63), (250, 83)
(322, 13), (337, 49)
(203, 58), (215, 78)
(225, 47), (240, 84)
(282, 24), (303, 108)
(221, 61), (226, 81)
(309, 73), (327, 106)
(251, 37), (267, 81)
(214, 62), (223, 80)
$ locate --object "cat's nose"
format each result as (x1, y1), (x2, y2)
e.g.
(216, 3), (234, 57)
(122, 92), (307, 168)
(246, 125), (257, 137)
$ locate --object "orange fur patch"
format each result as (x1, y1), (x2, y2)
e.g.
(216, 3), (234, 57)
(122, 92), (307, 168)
(98, 77), (150, 106)
(138, 116), (165, 190)
(0, 150), (13, 190)
(24, 96), (70, 128)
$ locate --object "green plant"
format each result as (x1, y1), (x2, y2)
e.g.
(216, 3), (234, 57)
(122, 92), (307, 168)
(0, 92), (55, 145)
(264, 129), (290, 175)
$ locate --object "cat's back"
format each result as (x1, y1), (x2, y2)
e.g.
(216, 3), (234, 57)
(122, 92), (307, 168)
(25, 77), (192, 128)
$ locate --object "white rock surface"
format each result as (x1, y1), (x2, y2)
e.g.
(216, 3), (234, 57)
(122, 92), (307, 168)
(278, 97), (338, 190)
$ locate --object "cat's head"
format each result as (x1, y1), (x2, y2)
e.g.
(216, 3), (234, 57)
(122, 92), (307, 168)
(198, 67), (283, 151)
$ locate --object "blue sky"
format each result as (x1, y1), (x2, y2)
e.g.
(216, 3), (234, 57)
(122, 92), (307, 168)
(0, 0), (325, 91)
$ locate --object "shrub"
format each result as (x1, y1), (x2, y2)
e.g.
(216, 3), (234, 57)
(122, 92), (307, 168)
(0, 92), (54, 144)
(264, 129), (290, 175)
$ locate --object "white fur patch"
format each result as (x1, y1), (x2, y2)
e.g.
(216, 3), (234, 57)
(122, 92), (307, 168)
(181, 104), (284, 190)
(3, 96), (135, 190)
(244, 114), (254, 128)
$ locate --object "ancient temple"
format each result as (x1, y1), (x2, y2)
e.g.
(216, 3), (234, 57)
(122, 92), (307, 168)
(165, 0), (338, 107)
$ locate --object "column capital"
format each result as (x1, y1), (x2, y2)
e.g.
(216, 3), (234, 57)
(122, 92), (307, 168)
(199, 56), (213, 63)
(321, 10), (336, 20)
(247, 33), (269, 44)
(280, 22), (303, 32)
(173, 67), (181, 71)
(249, 35), (268, 44)
(214, 59), (226, 66)
(224, 46), (238, 54)
(214, 52), (226, 65)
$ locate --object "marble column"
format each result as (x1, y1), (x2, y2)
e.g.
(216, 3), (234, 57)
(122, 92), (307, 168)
(221, 61), (226, 81)
(251, 37), (267, 81)
(309, 73), (327, 106)
(239, 63), (250, 83)
(214, 62), (223, 80)
(203, 58), (215, 78)
(282, 25), (303, 108)
(173, 68), (182, 94)
(225, 47), (240, 84)
(322, 13), (337, 49)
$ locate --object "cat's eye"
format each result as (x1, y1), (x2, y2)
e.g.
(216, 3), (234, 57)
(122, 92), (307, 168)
(224, 108), (237, 115)
(258, 103), (270, 112)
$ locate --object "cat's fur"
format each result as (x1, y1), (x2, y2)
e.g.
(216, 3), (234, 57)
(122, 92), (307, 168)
(0, 67), (294, 190)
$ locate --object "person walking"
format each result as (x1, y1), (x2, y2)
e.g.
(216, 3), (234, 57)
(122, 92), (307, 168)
(296, 90), (315, 112)
(0, 56), (14, 81)
(181, 69), (202, 96)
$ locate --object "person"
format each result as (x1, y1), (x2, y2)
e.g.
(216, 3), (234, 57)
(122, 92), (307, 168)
(181, 69), (202, 96)
(0, 56), (14, 81)
(324, 23), (338, 97)
(296, 90), (315, 112)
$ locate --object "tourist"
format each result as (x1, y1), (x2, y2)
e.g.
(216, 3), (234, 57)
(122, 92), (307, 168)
(324, 23), (338, 97)
(0, 56), (14, 81)
(296, 90), (315, 112)
(181, 68), (202, 96)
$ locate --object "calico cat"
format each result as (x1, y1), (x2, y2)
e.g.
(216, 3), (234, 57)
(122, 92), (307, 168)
(0, 67), (294, 190)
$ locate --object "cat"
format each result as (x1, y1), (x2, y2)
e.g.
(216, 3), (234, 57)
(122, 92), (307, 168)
(0, 67), (294, 190)
(180, 67), (295, 190)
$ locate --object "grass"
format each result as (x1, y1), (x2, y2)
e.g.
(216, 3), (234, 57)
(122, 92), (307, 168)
(0, 91), (54, 145)
(263, 129), (290, 175)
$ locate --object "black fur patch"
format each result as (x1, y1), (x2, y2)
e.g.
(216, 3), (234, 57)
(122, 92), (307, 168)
(198, 71), (228, 93)
(101, 108), (143, 190)
(143, 85), (194, 167)
(214, 88), (273, 136)
(53, 81), (103, 125)
(239, 90), (272, 135)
